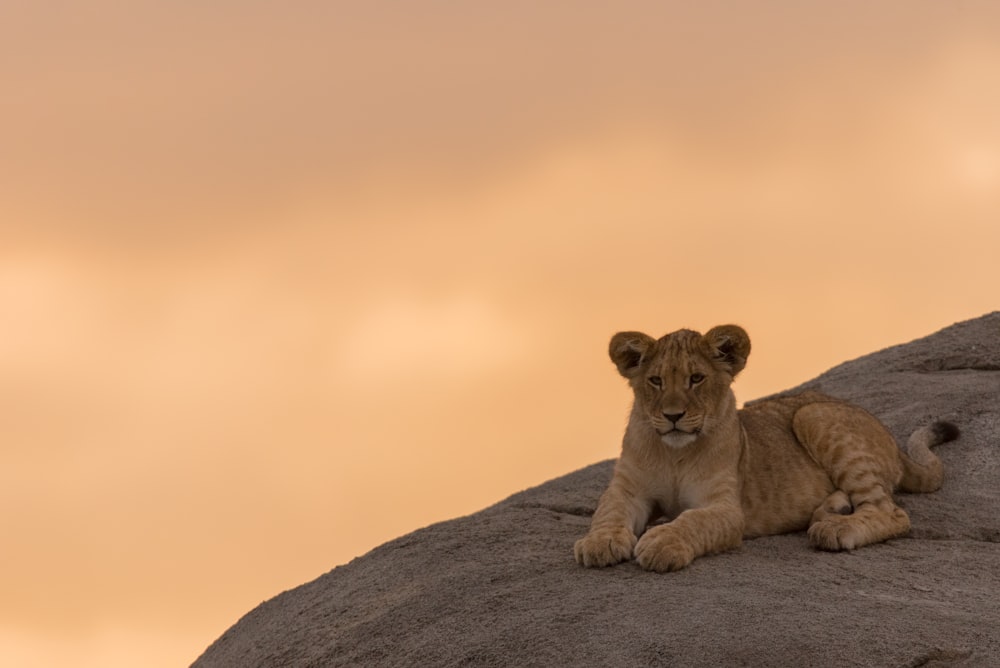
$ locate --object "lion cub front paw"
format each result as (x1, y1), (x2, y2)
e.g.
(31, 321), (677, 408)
(634, 525), (696, 572)
(574, 527), (637, 568)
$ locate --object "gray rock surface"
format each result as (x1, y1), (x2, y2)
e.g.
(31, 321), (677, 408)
(194, 313), (1000, 667)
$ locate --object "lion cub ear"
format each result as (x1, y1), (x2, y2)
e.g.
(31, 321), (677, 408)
(703, 325), (751, 377)
(609, 331), (656, 379)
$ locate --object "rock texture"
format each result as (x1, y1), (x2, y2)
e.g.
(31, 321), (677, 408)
(194, 313), (1000, 667)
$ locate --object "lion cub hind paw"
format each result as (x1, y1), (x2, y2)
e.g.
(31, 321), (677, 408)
(810, 490), (854, 525)
(574, 528), (636, 568)
(808, 517), (862, 551)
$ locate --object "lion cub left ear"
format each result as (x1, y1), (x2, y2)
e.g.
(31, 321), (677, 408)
(703, 325), (751, 377)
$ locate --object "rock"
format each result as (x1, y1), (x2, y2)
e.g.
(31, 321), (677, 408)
(193, 313), (1000, 667)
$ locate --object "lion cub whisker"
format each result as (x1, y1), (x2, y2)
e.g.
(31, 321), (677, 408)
(573, 325), (959, 572)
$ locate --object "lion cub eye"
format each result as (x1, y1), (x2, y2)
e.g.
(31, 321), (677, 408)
(689, 373), (706, 386)
(647, 376), (663, 388)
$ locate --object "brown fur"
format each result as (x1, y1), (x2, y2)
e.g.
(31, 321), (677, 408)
(574, 325), (959, 572)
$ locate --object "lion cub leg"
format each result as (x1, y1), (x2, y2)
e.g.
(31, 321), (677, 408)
(574, 463), (649, 568)
(793, 403), (910, 551)
(634, 500), (743, 572)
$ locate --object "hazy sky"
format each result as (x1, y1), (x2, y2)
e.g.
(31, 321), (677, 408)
(2, 2), (999, 666)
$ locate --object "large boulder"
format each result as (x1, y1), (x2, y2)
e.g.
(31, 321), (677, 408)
(194, 313), (1000, 667)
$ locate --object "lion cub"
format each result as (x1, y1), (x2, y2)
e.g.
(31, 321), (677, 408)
(574, 325), (959, 572)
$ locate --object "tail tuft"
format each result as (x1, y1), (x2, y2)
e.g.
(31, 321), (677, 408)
(931, 421), (960, 444)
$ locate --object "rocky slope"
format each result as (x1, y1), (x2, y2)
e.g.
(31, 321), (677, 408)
(194, 313), (1000, 667)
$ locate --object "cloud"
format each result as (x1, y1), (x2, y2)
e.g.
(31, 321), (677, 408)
(333, 293), (527, 388)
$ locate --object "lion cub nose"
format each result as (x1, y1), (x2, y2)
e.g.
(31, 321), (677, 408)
(663, 411), (685, 423)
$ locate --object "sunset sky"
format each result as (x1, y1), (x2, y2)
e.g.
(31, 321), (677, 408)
(2, 2), (999, 666)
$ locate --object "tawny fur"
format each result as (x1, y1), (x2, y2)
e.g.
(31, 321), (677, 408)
(573, 325), (959, 572)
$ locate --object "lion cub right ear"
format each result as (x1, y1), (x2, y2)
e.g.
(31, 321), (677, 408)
(609, 332), (656, 379)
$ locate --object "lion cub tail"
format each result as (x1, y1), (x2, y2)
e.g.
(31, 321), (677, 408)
(898, 421), (960, 493)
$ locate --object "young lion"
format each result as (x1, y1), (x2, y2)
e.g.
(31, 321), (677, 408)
(574, 325), (959, 572)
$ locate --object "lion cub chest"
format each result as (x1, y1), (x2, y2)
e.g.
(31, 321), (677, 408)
(631, 446), (740, 522)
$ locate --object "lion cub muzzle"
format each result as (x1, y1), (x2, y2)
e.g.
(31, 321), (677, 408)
(652, 410), (701, 448)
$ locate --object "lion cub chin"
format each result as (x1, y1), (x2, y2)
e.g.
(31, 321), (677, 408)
(573, 324), (958, 573)
(658, 430), (698, 448)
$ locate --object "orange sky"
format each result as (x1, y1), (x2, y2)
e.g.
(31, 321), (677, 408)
(2, 2), (999, 666)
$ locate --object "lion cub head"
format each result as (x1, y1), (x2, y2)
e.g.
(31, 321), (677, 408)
(609, 325), (751, 448)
